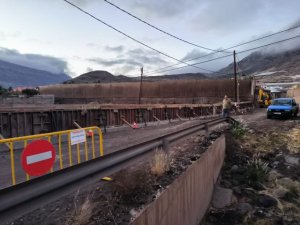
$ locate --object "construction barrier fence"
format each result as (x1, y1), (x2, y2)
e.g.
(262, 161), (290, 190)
(0, 126), (104, 189)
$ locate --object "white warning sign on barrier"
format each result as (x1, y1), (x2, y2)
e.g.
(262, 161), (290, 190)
(70, 129), (86, 145)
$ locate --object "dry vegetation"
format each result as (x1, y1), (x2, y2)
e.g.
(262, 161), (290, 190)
(65, 191), (95, 225)
(240, 124), (300, 154)
(150, 149), (170, 176)
(286, 128), (300, 153)
(110, 168), (154, 205)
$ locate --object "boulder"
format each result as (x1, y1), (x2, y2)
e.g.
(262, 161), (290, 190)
(212, 186), (233, 209)
(257, 194), (277, 208)
(236, 202), (253, 214)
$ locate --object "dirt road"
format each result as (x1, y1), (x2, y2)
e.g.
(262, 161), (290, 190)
(235, 108), (300, 129)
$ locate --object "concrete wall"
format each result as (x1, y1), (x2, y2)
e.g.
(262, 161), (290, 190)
(130, 135), (225, 225)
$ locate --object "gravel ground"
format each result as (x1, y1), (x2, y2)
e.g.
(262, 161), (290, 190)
(201, 109), (300, 225)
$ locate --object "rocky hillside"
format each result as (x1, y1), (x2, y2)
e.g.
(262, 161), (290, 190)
(217, 48), (300, 82)
(63, 71), (134, 84)
(0, 59), (70, 88)
(64, 70), (207, 84)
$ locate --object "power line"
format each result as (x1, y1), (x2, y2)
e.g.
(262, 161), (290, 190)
(148, 53), (233, 75)
(237, 34), (300, 54)
(176, 34), (300, 72)
(63, 0), (300, 76)
(103, 0), (225, 53)
(147, 34), (300, 76)
(146, 24), (300, 75)
(62, 0), (220, 74)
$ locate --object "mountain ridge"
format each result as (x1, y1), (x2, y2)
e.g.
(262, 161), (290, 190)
(217, 48), (300, 82)
(0, 59), (70, 88)
(2, 47), (300, 87)
(63, 70), (208, 84)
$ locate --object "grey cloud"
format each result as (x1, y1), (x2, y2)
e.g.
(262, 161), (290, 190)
(104, 45), (124, 53)
(89, 57), (142, 67)
(90, 47), (167, 67)
(260, 37), (300, 55)
(131, 0), (198, 18)
(178, 48), (232, 72)
(288, 18), (300, 29)
(70, 0), (99, 7)
(87, 43), (125, 53)
(0, 47), (69, 74)
(71, 0), (194, 19)
(113, 65), (137, 75)
(159, 56), (232, 75)
(191, 0), (262, 33)
(86, 67), (93, 72)
(127, 48), (145, 55)
(127, 48), (162, 58)
(234, 18), (300, 56)
(181, 49), (209, 62)
(190, 0), (300, 35)
(136, 55), (166, 64)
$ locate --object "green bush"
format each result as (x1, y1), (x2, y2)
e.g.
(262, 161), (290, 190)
(22, 88), (39, 96)
(231, 122), (246, 139)
(246, 157), (269, 188)
(0, 85), (7, 95)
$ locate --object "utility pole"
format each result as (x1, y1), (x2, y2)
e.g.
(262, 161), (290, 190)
(138, 66), (146, 126)
(233, 50), (238, 102)
(138, 66), (143, 104)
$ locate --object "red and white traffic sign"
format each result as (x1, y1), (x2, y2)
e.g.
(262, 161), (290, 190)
(21, 140), (56, 176)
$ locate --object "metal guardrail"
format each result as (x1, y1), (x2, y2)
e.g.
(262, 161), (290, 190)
(0, 126), (104, 188)
(0, 117), (229, 224)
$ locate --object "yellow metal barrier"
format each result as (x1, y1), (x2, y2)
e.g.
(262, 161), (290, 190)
(0, 126), (104, 189)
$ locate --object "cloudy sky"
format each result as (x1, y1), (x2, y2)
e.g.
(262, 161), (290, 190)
(1, 0), (300, 77)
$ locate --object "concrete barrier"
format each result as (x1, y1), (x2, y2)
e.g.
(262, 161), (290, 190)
(130, 135), (225, 225)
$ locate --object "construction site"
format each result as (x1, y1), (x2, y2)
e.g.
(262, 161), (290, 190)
(1, 1), (300, 225)
(0, 80), (253, 138)
(1, 70), (300, 225)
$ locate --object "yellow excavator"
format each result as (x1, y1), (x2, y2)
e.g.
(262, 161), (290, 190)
(257, 87), (271, 107)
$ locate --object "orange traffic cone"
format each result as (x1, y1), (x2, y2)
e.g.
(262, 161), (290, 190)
(132, 122), (139, 129)
(86, 129), (94, 137)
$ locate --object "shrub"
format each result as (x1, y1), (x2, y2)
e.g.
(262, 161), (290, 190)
(65, 191), (94, 225)
(231, 122), (246, 139)
(22, 88), (39, 96)
(246, 155), (269, 188)
(0, 85), (7, 95)
(112, 169), (154, 205)
(288, 185), (299, 198)
(150, 149), (170, 176)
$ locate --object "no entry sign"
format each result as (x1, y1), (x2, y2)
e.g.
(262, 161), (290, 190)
(21, 140), (56, 176)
